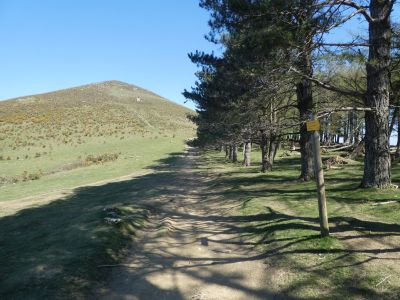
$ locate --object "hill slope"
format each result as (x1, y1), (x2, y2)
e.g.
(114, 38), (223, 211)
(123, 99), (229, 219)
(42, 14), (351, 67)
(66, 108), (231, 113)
(0, 80), (194, 148)
(0, 81), (195, 200)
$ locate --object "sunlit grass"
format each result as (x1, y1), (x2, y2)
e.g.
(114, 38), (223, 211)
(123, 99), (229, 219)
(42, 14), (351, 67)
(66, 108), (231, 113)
(199, 149), (400, 299)
(0, 81), (195, 201)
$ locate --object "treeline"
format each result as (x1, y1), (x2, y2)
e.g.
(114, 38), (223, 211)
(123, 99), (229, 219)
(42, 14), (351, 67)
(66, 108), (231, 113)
(184, 0), (400, 189)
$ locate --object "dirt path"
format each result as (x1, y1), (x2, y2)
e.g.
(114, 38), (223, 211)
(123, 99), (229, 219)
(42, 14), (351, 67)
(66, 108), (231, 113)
(96, 150), (280, 300)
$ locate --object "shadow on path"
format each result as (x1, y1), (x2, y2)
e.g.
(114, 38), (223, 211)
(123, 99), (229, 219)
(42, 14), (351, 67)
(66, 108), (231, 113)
(1, 149), (400, 299)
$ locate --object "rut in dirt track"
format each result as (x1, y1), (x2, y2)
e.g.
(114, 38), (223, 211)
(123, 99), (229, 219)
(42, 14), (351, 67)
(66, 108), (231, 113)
(96, 149), (289, 300)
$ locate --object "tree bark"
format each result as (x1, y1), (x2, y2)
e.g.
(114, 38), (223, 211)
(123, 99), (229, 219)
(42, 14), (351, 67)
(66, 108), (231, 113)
(343, 114), (349, 144)
(349, 111), (355, 144)
(354, 113), (361, 144)
(325, 117), (331, 144)
(232, 144), (238, 162)
(296, 43), (314, 181)
(260, 131), (271, 172)
(268, 135), (279, 169)
(243, 141), (251, 166)
(228, 146), (233, 161)
(362, 0), (392, 188)
(397, 108), (400, 156)
(297, 79), (314, 180)
(273, 138), (281, 162)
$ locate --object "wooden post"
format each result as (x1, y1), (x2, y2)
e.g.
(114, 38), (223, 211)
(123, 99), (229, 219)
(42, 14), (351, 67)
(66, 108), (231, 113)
(308, 117), (330, 237)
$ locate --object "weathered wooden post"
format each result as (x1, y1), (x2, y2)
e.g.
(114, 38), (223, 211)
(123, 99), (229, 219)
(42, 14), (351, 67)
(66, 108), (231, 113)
(307, 117), (330, 237)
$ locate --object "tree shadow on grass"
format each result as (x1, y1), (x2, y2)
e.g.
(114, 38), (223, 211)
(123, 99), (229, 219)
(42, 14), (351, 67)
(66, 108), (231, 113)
(1, 150), (400, 299)
(98, 205), (400, 299)
(0, 153), (193, 299)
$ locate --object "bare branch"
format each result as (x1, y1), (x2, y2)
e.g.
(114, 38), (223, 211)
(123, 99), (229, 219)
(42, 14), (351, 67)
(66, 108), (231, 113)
(289, 67), (365, 98)
(319, 42), (369, 47)
(317, 106), (374, 119)
(320, 1), (373, 23)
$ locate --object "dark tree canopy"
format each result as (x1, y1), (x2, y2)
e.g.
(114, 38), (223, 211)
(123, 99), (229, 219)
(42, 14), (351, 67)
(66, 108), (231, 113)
(185, 0), (398, 188)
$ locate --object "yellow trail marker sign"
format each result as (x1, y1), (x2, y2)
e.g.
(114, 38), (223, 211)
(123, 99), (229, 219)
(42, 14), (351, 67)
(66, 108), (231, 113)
(306, 119), (320, 131)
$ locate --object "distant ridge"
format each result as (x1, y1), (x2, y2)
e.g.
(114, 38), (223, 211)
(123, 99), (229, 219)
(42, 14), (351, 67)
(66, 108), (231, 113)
(2, 80), (188, 109)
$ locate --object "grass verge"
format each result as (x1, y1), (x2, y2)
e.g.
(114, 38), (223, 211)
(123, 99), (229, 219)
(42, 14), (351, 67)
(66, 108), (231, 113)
(0, 183), (149, 299)
(0, 139), (189, 299)
(198, 149), (400, 299)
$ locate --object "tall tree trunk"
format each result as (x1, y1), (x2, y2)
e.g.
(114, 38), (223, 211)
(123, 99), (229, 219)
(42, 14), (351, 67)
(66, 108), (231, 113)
(349, 111), (355, 144)
(225, 145), (229, 158)
(260, 131), (271, 172)
(343, 115), (349, 144)
(297, 47), (314, 181)
(273, 138), (281, 162)
(268, 135), (278, 169)
(232, 144), (238, 162)
(228, 146), (233, 161)
(362, 0), (392, 188)
(243, 141), (251, 166)
(354, 113), (361, 144)
(297, 81), (314, 180)
(397, 108), (400, 156)
(325, 117), (331, 144)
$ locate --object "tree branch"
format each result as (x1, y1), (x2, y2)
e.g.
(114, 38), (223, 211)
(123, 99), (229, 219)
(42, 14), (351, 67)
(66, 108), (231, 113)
(317, 107), (374, 119)
(321, 0), (374, 23)
(289, 67), (365, 98)
(319, 42), (369, 47)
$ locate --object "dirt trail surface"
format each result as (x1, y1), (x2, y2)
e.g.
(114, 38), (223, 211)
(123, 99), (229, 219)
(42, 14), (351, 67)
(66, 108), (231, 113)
(96, 149), (280, 300)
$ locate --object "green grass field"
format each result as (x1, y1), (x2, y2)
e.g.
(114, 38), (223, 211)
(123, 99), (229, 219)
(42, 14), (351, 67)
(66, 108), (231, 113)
(0, 81), (195, 202)
(198, 149), (400, 299)
(0, 134), (191, 203)
(0, 81), (195, 299)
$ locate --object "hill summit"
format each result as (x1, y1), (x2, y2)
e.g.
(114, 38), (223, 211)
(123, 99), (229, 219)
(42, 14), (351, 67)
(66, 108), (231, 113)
(0, 81), (195, 150)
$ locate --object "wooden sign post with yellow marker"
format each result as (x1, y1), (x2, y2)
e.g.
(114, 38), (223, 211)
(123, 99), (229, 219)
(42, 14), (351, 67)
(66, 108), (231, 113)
(307, 117), (330, 237)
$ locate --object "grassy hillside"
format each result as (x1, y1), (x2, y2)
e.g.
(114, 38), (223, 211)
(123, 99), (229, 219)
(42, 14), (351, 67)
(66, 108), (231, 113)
(0, 81), (195, 299)
(0, 80), (195, 201)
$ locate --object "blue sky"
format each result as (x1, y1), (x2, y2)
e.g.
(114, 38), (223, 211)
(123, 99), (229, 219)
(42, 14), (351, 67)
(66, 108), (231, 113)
(0, 0), (220, 109)
(0, 1), (399, 114)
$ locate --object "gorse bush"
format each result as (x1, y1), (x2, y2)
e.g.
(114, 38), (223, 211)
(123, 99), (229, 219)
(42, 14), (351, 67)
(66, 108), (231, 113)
(0, 81), (193, 152)
(0, 169), (43, 185)
(84, 153), (120, 165)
